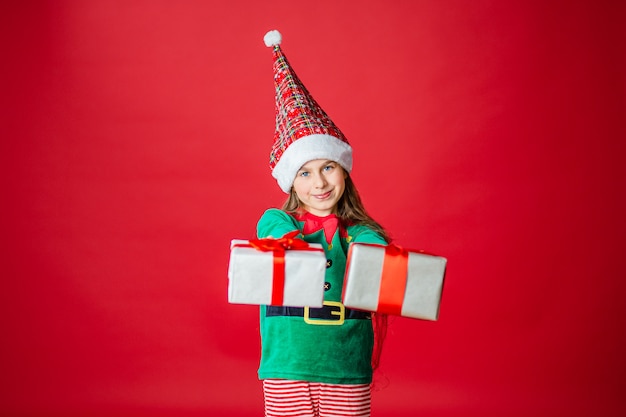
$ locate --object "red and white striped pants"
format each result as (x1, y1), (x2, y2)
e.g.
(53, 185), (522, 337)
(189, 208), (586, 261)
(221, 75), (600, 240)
(263, 379), (371, 417)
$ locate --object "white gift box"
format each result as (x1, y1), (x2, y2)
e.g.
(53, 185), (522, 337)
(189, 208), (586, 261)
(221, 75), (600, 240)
(343, 243), (447, 320)
(228, 239), (326, 307)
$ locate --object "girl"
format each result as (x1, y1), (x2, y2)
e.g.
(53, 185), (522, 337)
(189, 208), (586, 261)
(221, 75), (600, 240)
(257, 30), (390, 417)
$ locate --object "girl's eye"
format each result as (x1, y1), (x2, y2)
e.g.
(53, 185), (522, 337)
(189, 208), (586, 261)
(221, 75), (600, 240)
(299, 171), (309, 177)
(324, 164), (335, 171)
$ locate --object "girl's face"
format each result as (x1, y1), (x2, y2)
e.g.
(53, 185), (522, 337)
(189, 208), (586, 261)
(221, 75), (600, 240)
(292, 159), (346, 217)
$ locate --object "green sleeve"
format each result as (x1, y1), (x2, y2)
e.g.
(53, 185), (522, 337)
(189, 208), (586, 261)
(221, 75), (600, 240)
(256, 208), (301, 239)
(349, 225), (387, 245)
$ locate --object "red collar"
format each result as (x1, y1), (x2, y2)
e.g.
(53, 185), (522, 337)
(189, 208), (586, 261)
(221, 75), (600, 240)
(294, 211), (347, 245)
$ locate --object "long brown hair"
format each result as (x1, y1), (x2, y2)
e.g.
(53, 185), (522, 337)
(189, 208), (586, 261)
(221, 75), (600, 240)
(282, 174), (391, 243)
(282, 173), (390, 372)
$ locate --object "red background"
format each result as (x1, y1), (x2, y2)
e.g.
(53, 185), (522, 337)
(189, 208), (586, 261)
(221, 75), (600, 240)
(2, 1), (625, 416)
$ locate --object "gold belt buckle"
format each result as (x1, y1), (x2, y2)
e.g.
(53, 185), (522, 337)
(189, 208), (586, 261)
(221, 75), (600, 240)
(304, 301), (345, 326)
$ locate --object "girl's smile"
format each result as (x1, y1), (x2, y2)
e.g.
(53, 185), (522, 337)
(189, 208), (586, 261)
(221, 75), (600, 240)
(292, 159), (346, 216)
(313, 191), (332, 199)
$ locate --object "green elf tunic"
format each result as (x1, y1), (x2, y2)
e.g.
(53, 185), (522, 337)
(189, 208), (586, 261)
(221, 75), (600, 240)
(256, 208), (387, 384)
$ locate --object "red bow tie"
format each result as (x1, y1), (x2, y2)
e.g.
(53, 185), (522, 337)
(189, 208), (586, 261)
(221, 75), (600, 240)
(297, 213), (341, 245)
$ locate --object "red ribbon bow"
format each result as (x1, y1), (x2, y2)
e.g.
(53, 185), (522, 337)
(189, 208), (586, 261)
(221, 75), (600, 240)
(248, 230), (309, 252)
(244, 231), (317, 306)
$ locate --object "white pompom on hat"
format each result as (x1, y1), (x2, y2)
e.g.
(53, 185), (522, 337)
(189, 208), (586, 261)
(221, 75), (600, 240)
(263, 30), (282, 47)
(263, 30), (353, 193)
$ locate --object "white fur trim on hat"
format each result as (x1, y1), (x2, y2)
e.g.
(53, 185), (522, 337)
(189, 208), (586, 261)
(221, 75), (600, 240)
(272, 134), (353, 193)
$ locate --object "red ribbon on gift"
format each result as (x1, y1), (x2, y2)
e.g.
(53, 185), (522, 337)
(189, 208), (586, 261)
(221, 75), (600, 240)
(344, 243), (442, 316)
(248, 230), (309, 252)
(237, 231), (320, 306)
(377, 244), (410, 315)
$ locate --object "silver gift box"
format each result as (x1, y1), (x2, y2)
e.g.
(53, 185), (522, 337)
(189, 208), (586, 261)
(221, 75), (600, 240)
(228, 240), (326, 307)
(343, 243), (447, 320)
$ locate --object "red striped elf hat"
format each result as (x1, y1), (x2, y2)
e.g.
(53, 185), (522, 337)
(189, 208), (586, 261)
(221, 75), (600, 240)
(264, 30), (352, 193)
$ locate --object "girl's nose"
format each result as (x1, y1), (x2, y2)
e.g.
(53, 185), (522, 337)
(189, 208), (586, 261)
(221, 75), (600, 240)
(313, 172), (327, 188)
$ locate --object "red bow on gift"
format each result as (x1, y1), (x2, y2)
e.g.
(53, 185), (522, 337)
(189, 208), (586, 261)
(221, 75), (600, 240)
(248, 230), (309, 252)
(245, 231), (317, 306)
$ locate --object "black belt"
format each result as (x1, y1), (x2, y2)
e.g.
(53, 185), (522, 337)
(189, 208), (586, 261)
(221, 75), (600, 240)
(266, 302), (370, 325)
